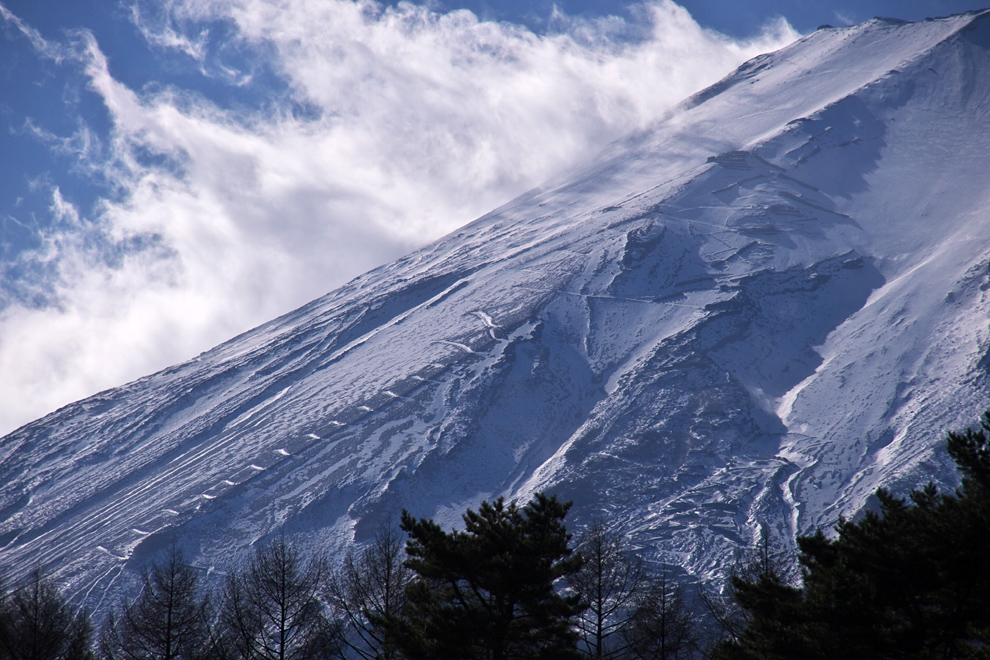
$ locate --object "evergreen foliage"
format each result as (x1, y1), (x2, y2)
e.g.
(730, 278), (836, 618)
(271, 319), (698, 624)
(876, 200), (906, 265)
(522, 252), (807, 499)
(716, 413), (990, 660)
(6, 413), (989, 660)
(385, 493), (585, 660)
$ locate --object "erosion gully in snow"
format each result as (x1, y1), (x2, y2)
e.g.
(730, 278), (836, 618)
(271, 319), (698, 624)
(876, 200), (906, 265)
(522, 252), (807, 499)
(2, 9), (990, 611)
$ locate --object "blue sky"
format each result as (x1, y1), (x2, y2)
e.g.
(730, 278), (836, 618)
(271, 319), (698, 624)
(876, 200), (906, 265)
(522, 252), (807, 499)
(0, 0), (987, 434)
(434, 0), (989, 34)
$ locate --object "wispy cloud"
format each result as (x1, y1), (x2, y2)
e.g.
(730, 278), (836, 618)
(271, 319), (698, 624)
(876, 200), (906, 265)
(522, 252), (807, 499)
(0, 2), (69, 62)
(0, 0), (797, 435)
(833, 10), (856, 26)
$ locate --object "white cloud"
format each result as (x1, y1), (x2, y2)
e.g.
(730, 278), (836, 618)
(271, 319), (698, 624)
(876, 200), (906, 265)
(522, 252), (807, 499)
(0, 2), (69, 62)
(0, 0), (798, 435)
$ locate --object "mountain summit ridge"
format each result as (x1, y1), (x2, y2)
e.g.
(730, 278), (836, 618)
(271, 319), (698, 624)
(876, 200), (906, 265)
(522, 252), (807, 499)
(2, 9), (990, 609)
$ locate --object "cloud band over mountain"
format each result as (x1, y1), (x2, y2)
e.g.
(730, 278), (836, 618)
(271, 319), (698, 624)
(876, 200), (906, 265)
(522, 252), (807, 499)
(0, 0), (795, 436)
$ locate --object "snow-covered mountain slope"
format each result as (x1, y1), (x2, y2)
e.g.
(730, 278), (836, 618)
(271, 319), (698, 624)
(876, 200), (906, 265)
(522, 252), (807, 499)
(3, 9), (990, 609)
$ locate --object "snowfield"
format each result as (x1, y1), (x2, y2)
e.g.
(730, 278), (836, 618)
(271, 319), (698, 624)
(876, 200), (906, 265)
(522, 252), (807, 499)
(2, 9), (990, 610)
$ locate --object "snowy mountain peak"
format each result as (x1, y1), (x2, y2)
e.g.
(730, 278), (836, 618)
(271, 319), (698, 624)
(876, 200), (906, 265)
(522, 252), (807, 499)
(2, 9), (990, 609)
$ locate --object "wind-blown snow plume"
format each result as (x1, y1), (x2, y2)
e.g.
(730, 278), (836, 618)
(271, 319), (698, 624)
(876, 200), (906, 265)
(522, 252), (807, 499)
(1, 9), (989, 614)
(0, 0), (796, 436)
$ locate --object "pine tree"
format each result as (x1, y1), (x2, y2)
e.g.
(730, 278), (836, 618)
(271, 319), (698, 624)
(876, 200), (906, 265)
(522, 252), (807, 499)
(386, 492), (585, 660)
(716, 413), (990, 660)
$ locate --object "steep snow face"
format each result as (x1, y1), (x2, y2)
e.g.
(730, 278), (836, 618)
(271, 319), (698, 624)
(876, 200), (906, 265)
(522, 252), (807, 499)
(2, 10), (990, 608)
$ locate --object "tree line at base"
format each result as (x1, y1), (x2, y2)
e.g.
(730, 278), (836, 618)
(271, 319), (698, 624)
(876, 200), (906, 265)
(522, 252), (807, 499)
(3, 415), (990, 660)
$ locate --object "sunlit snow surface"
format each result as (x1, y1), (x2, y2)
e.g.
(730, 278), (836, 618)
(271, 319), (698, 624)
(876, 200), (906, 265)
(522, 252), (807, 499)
(2, 10), (990, 610)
